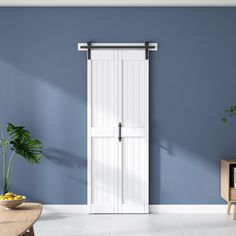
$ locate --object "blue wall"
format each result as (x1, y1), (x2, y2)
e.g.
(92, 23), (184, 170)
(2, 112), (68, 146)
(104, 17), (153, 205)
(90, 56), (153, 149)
(0, 7), (236, 204)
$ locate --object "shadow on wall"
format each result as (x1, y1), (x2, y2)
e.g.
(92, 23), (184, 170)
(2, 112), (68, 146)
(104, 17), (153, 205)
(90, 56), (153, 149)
(44, 147), (87, 169)
(0, 8), (88, 100)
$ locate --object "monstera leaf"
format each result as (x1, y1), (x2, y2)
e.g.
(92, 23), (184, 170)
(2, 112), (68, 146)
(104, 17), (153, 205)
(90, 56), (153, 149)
(222, 105), (236, 123)
(7, 123), (43, 163)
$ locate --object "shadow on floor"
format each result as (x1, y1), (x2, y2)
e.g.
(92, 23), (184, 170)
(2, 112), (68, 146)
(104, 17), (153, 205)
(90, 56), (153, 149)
(39, 213), (69, 221)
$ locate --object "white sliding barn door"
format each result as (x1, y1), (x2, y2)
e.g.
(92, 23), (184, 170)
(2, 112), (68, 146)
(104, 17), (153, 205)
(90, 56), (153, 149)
(87, 48), (150, 214)
(89, 50), (119, 213)
(119, 50), (149, 213)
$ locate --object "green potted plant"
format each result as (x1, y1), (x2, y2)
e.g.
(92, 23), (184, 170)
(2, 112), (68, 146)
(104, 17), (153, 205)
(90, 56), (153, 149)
(0, 123), (43, 194)
(222, 105), (236, 123)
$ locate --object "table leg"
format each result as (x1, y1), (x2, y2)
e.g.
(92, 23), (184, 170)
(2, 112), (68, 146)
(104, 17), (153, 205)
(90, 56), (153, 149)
(228, 201), (232, 214)
(22, 227), (35, 236)
(29, 226), (35, 236)
(233, 204), (236, 220)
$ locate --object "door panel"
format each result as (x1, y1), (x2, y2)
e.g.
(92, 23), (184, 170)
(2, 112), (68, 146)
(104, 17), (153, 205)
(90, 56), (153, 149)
(91, 57), (117, 128)
(90, 50), (119, 213)
(120, 50), (149, 213)
(122, 58), (146, 128)
(91, 138), (118, 213)
(122, 138), (146, 203)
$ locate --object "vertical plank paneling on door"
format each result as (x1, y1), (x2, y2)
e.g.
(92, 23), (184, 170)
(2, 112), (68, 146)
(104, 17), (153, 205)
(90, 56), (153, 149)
(122, 137), (126, 203)
(103, 61), (109, 126)
(139, 62), (145, 127)
(111, 59), (115, 125)
(110, 55), (117, 210)
(91, 61), (97, 205)
(128, 62), (132, 203)
(90, 50), (118, 213)
(142, 138), (146, 204)
(97, 61), (100, 127)
(95, 138), (98, 204)
(93, 61), (97, 127)
(138, 62), (141, 126)
(139, 61), (146, 206)
(122, 60), (127, 205)
(125, 61), (128, 127)
(90, 138), (93, 204)
(127, 138), (131, 203)
(103, 61), (108, 202)
(98, 138), (102, 203)
(133, 138), (138, 202)
(125, 61), (129, 127)
(93, 61), (102, 204)
(100, 62), (104, 202)
(108, 61), (112, 127)
(122, 138), (127, 204)
(125, 138), (129, 204)
(88, 48), (150, 213)
(87, 57), (92, 211)
(96, 61), (99, 127)
(129, 138), (133, 203)
(145, 59), (149, 213)
(122, 61), (127, 127)
(126, 139), (129, 203)
(137, 138), (143, 203)
(91, 61), (96, 127)
(122, 59), (129, 204)
(131, 62), (135, 202)
(137, 138), (141, 201)
(108, 138), (112, 202)
(129, 61), (133, 128)
(133, 62), (138, 202)
(107, 61), (111, 201)
(93, 138), (99, 203)
(101, 139), (104, 203)
(137, 64), (142, 203)
(132, 61), (135, 127)
(125, 138), (128, 204)
(91, 137), (95, 204)
(133, 61), (138, 127)
(101, 62), (104, 128)
(121, 50), (148, 213)
(103, 138), (107, 201)
(99, 138), (103, 203)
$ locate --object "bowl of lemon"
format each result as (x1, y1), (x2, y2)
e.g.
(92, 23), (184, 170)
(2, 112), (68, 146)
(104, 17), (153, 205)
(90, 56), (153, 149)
(0, 192), (26, 209)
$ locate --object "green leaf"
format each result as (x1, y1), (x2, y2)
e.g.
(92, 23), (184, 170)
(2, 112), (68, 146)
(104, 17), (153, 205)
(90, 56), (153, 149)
(7, 123), (43, 163)
(222, 118), (228, 123)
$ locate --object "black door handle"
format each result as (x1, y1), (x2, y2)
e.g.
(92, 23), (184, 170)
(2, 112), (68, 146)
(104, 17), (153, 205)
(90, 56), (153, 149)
(118, 122), (122, 142)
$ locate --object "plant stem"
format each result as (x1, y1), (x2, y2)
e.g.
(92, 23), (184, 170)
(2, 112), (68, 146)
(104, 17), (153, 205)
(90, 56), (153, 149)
(2, 143), (7, 194)
(6, 150), (15, 190)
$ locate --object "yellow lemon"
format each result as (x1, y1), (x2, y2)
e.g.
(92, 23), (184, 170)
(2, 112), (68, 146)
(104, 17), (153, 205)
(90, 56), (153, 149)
(8, 197), (14, 200)
(14, 196), (23, 200)
(5, 192), (14, 197)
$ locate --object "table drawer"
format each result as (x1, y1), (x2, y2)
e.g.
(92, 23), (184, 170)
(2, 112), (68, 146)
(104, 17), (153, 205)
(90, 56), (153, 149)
(230, 189), (236, 201)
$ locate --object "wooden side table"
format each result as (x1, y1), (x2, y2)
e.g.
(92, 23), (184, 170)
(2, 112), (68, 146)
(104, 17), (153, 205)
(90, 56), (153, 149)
(221, 160), (236, 219)
(0, 203), (42, 236)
